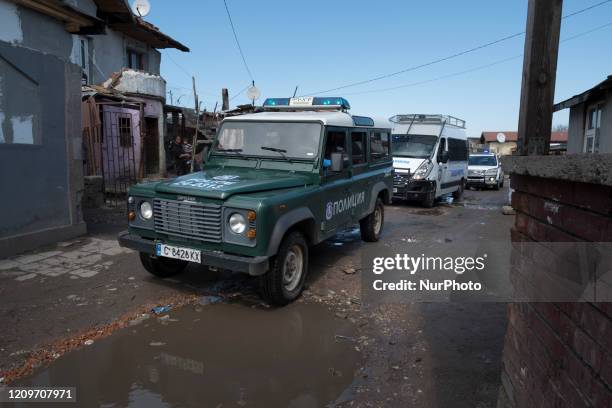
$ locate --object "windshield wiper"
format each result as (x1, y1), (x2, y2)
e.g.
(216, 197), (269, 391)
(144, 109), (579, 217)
(261, 146), (288, 160)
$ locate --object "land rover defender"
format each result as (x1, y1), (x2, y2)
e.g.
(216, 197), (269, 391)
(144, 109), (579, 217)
(118, 97), (393, 304)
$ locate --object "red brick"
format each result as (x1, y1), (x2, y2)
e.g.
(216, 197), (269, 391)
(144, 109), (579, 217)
(513, 191), (611, 241)
(510, 174), (612, 216)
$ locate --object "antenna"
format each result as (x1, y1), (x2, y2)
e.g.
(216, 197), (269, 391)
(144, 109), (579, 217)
(131, 0), (151, 17)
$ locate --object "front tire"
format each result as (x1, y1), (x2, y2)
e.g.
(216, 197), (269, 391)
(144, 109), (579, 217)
(139, 252), (188, 278)
(360, 198), (384, 242)
(422, 190), (435, 208)
(260, 231), (308, 306)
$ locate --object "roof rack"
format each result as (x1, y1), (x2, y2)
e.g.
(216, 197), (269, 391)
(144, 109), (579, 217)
(389, 114), (466, 129)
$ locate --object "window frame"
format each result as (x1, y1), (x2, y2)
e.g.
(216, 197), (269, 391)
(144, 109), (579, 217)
(369, 129), (391, 162)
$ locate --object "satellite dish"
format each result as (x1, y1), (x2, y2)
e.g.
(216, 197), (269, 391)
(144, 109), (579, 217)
(131, 0), (151, 17)
(496, 132), (506, 143)
(246, 86), (261, 101)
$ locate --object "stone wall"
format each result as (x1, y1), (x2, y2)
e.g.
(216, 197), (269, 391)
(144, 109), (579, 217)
(499, 154), (612, 408)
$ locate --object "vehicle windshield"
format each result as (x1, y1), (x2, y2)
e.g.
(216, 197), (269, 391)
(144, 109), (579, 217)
(214, 121), (322, 159)
(468, 155), (497, 166)
(391, 134), (438, 158)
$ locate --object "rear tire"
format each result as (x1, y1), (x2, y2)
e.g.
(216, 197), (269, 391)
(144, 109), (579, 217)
(360, 198), (384, 242)
(139, 252), (188, 278)
(452, 179), (464, 200)
(260, 231), (308, 306)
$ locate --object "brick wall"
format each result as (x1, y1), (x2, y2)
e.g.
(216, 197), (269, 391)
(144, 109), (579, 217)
(499, 174), (612, 408)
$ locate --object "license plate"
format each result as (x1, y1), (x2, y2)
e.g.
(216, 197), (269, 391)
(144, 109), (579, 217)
(393, 188), (398, 193)
(156, 243), (201, 263)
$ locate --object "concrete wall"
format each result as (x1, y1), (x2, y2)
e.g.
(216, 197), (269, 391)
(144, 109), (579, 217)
(90, 29), (162, 85)
(567, 104), (586, 154)
(0, 1), (85, 257)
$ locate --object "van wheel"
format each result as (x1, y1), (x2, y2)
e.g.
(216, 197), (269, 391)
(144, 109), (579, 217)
(494, 181), (501, 190)
(422, 190), (435, 208)
(452, 180), (464, 200)
(139, 252), (187, 278)
(360, 198), (384, 242)
(260, 231), (308, 306)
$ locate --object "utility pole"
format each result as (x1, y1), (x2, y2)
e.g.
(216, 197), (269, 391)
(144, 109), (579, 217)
(222, 88), (229, 111)
(168, 89), (173, 105)
(190, 76), (200, 173)
(516, 0), (563, 155)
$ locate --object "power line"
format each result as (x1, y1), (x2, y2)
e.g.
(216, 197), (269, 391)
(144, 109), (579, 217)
(165, 52), (193, 78)
(340, 21), (612, 97)
(229, 83), (251, 102)
(302, 0), (611, 96)
(223, 0), (254, 82)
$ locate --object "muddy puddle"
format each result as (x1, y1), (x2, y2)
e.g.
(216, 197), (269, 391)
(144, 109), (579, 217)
(12, 302), (359, 407)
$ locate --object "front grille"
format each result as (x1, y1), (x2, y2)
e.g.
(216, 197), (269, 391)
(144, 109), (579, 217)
(153, 199), (222, 242)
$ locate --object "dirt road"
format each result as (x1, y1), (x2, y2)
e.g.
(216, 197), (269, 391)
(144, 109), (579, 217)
(0, 186), (513, 407)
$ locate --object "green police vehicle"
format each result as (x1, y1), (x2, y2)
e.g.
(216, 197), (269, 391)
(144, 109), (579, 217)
(118, 96), (393, 304)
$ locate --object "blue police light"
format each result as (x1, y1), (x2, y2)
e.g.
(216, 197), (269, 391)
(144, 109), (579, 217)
(262, 97), (351, 110)
(263, 98), (290, 107)
(312, 97), (350, 109)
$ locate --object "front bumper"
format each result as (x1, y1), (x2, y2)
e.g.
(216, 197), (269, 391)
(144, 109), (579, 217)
(118, 231), (269, 276)
(393, 177), (435, 200)
(467, 176), (498, 186)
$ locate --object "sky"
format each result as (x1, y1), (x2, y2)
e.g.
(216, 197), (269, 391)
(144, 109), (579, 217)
(142, 0), (612, 138)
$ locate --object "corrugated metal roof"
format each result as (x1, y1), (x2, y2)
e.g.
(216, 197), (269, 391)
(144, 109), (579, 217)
(553, 75), (612, 111)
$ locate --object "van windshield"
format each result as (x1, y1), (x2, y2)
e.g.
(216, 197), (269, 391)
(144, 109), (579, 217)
(468, 156), (497, 166)
(214, 121), (322, 159)
(391, 134), (438, 158)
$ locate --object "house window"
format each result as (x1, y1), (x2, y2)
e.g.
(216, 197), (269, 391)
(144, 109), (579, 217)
(127, 49), (145, 71)
(584, 104), (603, 153)
(119, 116), (133, 147)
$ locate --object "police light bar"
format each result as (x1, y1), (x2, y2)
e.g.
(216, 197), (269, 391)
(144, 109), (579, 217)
(262, 96), (351, 110)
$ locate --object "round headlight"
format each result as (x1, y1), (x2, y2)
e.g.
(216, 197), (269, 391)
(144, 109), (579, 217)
(229, 213), (247, 234)
(140, 201), (153, 220)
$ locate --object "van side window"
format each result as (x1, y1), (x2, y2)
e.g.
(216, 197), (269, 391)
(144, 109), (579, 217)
(437, 138), (446, 162)
(351, 131), (367, 165)
(448, 138), (468, 161)
(371, 131), (390, 160)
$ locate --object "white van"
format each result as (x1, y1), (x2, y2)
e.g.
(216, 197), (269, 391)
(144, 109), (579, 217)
(389, 114), (468, 207)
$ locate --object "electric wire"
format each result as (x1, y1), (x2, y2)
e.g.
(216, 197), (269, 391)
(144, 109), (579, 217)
(302, 0), (612, 96)
(223, 0), (255, 82)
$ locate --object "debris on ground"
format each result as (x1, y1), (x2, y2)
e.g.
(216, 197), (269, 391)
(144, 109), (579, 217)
(152, 305), (172, 314)
(342, 267), (357, 275)
(149, 342), (166, 347)
(83, 340), (94, 346)
(334, 334), (356, 342)
(502, 205), (516, 215)
(199, 295), (222, 305)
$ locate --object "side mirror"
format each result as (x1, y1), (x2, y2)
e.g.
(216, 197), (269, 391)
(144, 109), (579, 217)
(439, 151), (449, 164)
(330, 152), (344, 172)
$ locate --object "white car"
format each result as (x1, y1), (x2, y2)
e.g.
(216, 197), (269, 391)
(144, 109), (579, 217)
(467, 153), (504, 190)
